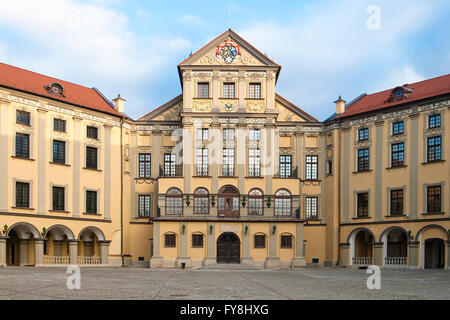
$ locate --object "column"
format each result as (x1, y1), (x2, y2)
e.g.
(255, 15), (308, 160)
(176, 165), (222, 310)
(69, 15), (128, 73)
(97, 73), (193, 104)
(37, 108), (47, 214)
(98, 240), (111, 265)
(266, 71), (276, 113)
(176, 222), (191, 268)
(203, 222), (216, 266)
(0, 237), (9, 267)
(408, 241), (420, 269)
(34, 238), (44, 267)
(409, 113), (420, 219)
(19, 239), (29, 266)
(68, 240), (79, 265)
(151, 130), (162, 218)
(374, 120), (384, 221)
(241, 224), (253, 266)
(182, 70), (192, 112)
(291, 223), (306, 268)
(339, 243), (350, 267)
(238, 71), (246, 112)
(182, 124), (192, 194)
(150, 221), (163, 268)
(264, 223), (280, 269)
(104, 125), (112, 220)
(265, 123), (274, 195)
(72, 117), (83, 217)
(237, 124), (246, 195)
(342, 128), (351, 222)
(446, 241), (450, 270)
(373, 242), (384, 266)
(129, 130), (137, 219)
(0, 99), (9, 211)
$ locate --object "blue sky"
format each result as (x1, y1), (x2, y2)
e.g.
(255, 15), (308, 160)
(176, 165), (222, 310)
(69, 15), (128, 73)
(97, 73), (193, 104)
(0, 0), (449, 120)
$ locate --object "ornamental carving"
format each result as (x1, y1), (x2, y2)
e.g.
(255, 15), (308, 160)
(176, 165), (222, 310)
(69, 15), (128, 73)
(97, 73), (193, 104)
(193, 100), (212, 112)
(246, 100), (265, 113)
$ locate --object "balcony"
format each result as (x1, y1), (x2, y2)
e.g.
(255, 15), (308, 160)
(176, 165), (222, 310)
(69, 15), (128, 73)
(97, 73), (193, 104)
(156, 205), (299, 221)
(352, 257), (373, 266)
(159, 165), (183, 177)
(384, 257), (407, 268)
(274, 166), (298, 178)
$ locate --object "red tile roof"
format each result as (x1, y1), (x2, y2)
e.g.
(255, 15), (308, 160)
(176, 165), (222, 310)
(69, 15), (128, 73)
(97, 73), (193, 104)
(0, 62), (123, 117)
(337, 73), (450, 118)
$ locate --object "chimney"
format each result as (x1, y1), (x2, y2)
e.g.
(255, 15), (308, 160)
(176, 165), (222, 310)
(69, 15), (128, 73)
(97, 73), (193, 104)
(334, 95), (346, 114)
(113, 94), (126, 113)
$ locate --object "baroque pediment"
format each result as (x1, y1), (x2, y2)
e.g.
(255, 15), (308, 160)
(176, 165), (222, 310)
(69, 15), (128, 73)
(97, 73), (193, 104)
(275, 94), (318, 123)
(140, 95), (182, 121)
(179, 29), (279, 68)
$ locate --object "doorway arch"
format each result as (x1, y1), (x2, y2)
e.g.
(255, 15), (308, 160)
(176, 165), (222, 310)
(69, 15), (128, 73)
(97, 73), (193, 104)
(217, 232), (240, 264)
(424, 238), (445, 269)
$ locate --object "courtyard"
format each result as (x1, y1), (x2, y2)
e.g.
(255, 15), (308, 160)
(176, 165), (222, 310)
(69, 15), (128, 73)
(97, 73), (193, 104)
(0, 266), (448, 300)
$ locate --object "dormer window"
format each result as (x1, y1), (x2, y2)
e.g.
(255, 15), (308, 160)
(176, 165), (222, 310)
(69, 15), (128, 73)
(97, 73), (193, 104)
(387, 86), (413, 103)
(45, 83), (64, 97)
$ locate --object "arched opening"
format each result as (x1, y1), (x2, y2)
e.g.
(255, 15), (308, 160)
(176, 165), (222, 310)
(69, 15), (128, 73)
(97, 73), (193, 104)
(78, 227), (104, 265)
(248, 188), (263, 216)
(194, 187), (209, 215)
(218, 185), (240, 217)
(166, 187), (183, 215)
(43, 225), (75, 265)
(6, 222), (40, 266)
(349, 229), (374, 266)
(382, 228), (408, 267)
(274, 189), (292, 217)
(424, 238), (445, 269)
(217, 232), (240, 264)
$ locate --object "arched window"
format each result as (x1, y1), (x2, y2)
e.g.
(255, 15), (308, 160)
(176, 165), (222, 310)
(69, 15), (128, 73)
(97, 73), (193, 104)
(248, 188), (263, 216)
(218, 185), (240, 217)
(194, 188), (209, 215)
(166, 188), (183, 215)
(275, 189), (291, 216)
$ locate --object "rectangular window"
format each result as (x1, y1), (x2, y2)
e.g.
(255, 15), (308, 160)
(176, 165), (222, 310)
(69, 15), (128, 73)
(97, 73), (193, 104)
(248, 148), (261, 176)
(279, 155), (292, 178)
(196, 148), (209, 176)
(87, 126), (98, 139)
(165, 234), (176, 247)
(427, 186), (441, 213)
(192, 234), (204, 248)
(164, 153), (176, 176)
(305, 155), (318, 180)
(86, 190), (97, 214)
(327, 160), (333, 175)
(15, 182), (30, 208)
(358, 128), (369, 141)
(53, 118), (66, 132)
(16, 110), (30, 126)
(223, 128), (235, 141)
(249, 129), (261, 141)
(15, 133), (30, 158)
(391, 142), (404, 167)
(53, 140), (66, 164)
(138, 195), (150, 217)
(357, 148), (370, 171)
(392, 121), (404, 135)
(427, 136), (442, 162)
(52, 186), (65, 211)
(254, 235), (266, 248)
(86, 146), (98, 169)
(197, 128), (209, 141)
(429, 114), (441, 129)
(223, 82), (235, 98)
(280, 235), (293, 248)
(197, 82), (209, 98)
(222, 148), (235, 176)
(138, 153), (151, 178)
(305, 197), (318, 218)
(390, 189), (403, 216)
(249, 83), (261, 99)
(357, 192), (369, 217)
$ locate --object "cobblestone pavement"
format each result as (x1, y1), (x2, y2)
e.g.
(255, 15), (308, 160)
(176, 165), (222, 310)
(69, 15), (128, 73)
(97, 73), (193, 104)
(0, 266), (448, 300)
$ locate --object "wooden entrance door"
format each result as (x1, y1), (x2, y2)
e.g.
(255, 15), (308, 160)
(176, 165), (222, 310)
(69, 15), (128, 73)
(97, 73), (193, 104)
(217, 232), (240, 263)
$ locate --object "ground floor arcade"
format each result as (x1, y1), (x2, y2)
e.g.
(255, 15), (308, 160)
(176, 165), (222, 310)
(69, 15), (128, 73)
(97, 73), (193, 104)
(340, 222), (450, 269)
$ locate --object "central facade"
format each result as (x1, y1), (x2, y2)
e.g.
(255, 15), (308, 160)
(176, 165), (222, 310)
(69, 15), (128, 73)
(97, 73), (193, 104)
(140, 30), (320, 268)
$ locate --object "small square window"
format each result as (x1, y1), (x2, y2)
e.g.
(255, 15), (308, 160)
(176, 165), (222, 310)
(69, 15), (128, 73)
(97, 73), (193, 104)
(54, 119), (66, 132)
(254, 235), (266, 248)
(87, 126), (98, 139)
(192, 234), (204, 248)
(165, 234), (176, 248)
(280, 235), (293, 248)
(429, 114), (441, 129)
(358, 128), (369, 141)
(16, 110), (30, 126)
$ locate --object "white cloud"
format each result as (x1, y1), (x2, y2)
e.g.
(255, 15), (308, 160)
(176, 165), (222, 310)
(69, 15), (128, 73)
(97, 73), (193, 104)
(238, 0), (443, 119)
(0, 0), (191, 118)
(179, 14), (206, 26)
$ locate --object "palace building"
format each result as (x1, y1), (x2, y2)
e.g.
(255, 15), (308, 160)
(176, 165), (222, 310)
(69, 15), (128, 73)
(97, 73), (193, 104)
(0, 29), (448, 269)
